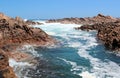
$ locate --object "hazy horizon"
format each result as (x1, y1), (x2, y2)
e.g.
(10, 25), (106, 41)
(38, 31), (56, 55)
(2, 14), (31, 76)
(0, 0), (119, 19)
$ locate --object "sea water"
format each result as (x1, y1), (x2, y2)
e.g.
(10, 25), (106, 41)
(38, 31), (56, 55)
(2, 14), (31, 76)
(11, 21), (120, 78)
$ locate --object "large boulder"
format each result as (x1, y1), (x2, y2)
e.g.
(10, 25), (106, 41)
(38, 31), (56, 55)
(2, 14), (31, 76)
(0, 18), (53, 51)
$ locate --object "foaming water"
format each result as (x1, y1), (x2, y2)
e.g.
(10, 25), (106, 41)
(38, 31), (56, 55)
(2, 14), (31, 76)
(10, 45), (39, 78)
(12, 22), (120, 78)
(9, 59), (33, 78)
(79, 71), (96, 78)
(9, 59), (32, 67)
(18, 45), (39, 57)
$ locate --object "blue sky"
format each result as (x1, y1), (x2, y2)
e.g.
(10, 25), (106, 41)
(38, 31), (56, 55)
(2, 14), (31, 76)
(0, 0), (119, 19)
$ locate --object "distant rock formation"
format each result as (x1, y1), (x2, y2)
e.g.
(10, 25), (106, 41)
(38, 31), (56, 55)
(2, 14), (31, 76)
(25, 20), (43, 25)
(0, 13), (43, 26)
(48, 14), (120, 52)
(46, 14), (117, 24)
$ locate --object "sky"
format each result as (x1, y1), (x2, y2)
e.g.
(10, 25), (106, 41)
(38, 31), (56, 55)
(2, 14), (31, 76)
(0, 0), (120, 19)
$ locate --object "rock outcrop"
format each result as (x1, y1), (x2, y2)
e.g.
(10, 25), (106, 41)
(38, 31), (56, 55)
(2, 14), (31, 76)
(0, 13), (54, 50)
(0, 19), (53, 47)
(0, 13), (55, 78)
(0, 13), (42, 26)
(47, 14), (117, 24)
(75, 21), (120, 51)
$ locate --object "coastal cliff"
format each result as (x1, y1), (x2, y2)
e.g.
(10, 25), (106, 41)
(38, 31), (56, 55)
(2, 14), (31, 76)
(0, 13), (54, 78)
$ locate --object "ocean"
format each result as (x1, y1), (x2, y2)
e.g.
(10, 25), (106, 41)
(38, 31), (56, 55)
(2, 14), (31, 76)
(10, 21), (120, 78)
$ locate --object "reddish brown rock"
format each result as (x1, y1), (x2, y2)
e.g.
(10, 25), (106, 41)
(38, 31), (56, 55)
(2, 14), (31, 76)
(0, 18), (54, 50)
(0, 50), (17, 78)
(0, 12), (42, 26)
(8, 52), (32, 62)
(0, 13), (55, 55)
(0, 12), (55, 78)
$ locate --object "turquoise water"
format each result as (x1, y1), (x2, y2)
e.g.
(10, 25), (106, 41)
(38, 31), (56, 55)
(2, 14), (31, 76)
(25, 22), (120, 78)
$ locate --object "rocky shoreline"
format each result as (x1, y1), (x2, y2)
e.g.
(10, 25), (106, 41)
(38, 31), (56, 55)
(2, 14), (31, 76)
(75, 21), (120, 51)
(1, 12), (120, 77)
(74, 15), (120, 52)
(47, 14), (120, 52)
(0, 13), (55, 78)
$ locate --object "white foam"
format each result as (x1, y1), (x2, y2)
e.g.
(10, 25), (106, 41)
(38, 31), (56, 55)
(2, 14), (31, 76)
(46, 31), (56, 35)
(79, 71), (96, 78)
(18, 45), (39, 57)
(9, 59), (32, 67)
(24, 19), (28, 22)
(75, 31), (120, 78)
(68, 42), (81, 48)
(9, 58), (33, 78)
(58, 57), (87, 72)
(33, 22), (80, 37)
